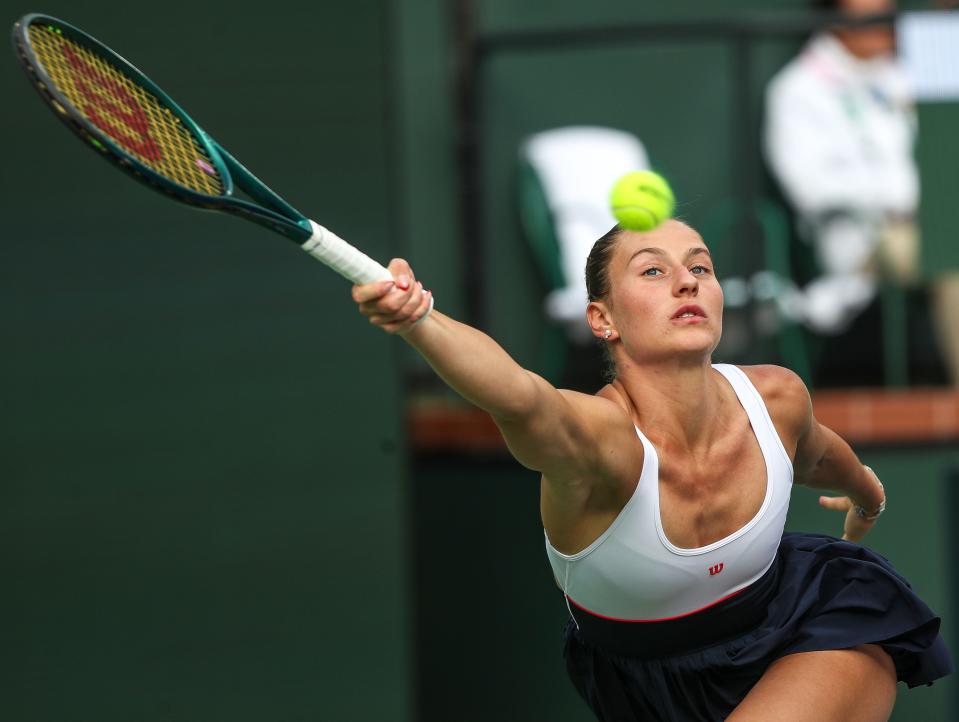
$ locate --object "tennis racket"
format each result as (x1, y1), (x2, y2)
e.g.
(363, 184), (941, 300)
(11, 13), (396, 287)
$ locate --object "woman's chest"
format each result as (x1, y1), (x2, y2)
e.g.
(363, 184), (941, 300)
(656, 430), (770, 549)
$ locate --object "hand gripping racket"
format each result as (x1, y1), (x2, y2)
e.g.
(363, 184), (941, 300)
(11, 13), (398, 287)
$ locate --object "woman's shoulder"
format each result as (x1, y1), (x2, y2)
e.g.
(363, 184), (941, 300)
(734, 363), (807, 396)
(731, 364), (812, 439)
(553, 382), (641, 448)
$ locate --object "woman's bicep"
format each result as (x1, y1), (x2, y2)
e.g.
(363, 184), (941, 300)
(493, 383), (634, 482)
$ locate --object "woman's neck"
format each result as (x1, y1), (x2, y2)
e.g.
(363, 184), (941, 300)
(612, 359), (729, 452)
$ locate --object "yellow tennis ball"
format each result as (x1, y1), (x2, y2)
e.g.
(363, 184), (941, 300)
(609, 170), (675, 231)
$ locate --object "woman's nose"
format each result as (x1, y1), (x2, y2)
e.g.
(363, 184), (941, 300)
(674, 268), (699, 295)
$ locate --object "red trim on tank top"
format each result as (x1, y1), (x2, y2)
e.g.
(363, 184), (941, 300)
(566, 585), (749, 623)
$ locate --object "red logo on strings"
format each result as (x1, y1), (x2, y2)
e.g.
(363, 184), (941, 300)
(61, 44), (162, 162)
(708, 563), (725, 576)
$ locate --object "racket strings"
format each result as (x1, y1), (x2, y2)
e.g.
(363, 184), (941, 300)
(27, 25), (223, 196)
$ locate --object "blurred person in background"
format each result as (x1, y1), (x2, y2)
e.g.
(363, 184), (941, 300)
(763, 0), (959, 386)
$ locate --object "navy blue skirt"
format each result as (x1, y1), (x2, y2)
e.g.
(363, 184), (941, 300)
(564, 532), (953, 722)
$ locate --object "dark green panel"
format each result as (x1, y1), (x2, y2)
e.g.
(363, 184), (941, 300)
(1, 2), (410, 721)
(394, 0), (465, 320)
(916, 103), (959, 275)
(413, 457), (593, 722)
(480, 0), (806, 33)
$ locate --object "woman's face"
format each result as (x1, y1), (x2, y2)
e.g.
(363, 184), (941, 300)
(602, 220), (723, 366)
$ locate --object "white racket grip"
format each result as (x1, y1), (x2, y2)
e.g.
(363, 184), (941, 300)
(302, 220), (392, 284)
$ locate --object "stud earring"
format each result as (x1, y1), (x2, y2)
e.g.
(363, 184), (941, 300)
(604, 329), (612, 339)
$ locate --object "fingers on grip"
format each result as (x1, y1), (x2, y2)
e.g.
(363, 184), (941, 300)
(352, 280), (395, 304)
(353, 257), (432, 334)
(380, 284), (433, 334)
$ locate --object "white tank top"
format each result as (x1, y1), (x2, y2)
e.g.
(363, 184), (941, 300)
(544, 364), (793, 621)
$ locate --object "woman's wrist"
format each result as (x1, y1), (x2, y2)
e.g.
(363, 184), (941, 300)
(852, 466), (886, 521)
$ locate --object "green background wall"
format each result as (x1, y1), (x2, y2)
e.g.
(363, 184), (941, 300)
(1, 2), (410, 720)
(3, 0), (958, 720)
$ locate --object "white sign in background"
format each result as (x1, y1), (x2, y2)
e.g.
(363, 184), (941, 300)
(898, 11), (959, 102)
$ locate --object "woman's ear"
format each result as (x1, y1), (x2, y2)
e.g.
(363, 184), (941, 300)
(587, 300), (616, 341)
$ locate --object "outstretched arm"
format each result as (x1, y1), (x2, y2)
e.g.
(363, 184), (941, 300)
(351, 259), (638, 489)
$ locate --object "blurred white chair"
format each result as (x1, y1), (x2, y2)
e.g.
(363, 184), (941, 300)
(519, 127), (649, 346)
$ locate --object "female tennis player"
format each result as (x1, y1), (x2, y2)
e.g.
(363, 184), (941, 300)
(351, 219), (952, 721)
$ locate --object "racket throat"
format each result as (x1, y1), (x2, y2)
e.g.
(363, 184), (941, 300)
(215, 142), (312, 239)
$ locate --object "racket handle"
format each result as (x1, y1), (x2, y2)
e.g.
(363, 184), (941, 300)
(302, 220), (393, 284)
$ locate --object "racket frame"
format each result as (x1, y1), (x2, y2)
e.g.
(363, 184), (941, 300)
(11, 13), (314, 243)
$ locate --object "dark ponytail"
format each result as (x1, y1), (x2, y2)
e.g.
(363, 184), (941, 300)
(585, 224), (623, 302)
(584, 224), (625, 382)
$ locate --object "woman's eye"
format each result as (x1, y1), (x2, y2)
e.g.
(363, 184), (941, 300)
(691, 265), (711, 275)
(642, 267), (662, 277)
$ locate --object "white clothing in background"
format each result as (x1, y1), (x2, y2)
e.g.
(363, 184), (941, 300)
(763, 33), (919, 333)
